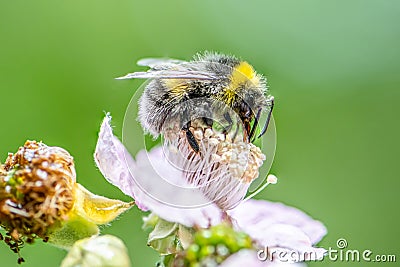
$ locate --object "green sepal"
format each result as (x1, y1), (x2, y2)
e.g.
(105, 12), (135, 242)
(142, 212), (159, 231)
(46, 214), (99, 250)
(157, 254), (175, 267)
(148, 219), (180, 255)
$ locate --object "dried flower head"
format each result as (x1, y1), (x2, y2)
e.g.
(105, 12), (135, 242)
(0, 141), (75, 242)
(0, 140), (133, 263)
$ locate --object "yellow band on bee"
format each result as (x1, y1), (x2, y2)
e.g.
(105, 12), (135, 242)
(164, 79), (189, 100)
(229, 61), (257, 90)
(235, 61), (255, 80)
(222, 61), (258, 105)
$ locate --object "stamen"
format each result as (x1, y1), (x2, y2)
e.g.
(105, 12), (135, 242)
(164, 119), (267, 210)
(243, 174), (278, 201)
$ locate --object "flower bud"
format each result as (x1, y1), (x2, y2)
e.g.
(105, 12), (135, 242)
(60, 235), (131, 267)
(174, 223), (253, 266)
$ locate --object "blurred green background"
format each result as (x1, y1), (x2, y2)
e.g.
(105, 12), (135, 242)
(1, 0), (399, 266)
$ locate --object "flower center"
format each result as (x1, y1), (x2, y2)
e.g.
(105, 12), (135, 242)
(163, 119), (266, 210)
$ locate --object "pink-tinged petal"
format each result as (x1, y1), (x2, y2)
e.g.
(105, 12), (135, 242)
(219, 249), (265, 267)
(263, 262), (306, 267)
(130, 146), (223, 228)
(95, 114), (223, 227)
(94, 114), (147, 210)
(254, 224), (326, 262)
(228, 199), (327, 245)
(219, 249), (307, 267)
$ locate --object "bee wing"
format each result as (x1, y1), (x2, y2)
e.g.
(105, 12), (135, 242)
(116, 69), (218, 80)
(137, 58), (186, 69)
(117, 57), (218, 80)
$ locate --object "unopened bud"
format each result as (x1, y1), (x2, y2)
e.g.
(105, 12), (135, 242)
(60, 235), (131, 267)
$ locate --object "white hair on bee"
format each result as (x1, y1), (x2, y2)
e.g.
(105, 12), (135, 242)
(164, 119), (266, 210)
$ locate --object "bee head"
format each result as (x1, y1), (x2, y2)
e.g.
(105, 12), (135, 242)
(222, 61), (269, 141)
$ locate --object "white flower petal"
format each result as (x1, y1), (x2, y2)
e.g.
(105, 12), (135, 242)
(219, 249), (265, 267)
(131, 146), (223, 227)
(255, 224), (326, 262)
(229, 199), (327, 245)
(94, 114), (147, 209)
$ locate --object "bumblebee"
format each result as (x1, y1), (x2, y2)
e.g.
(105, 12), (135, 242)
(118, 52), (274, 152)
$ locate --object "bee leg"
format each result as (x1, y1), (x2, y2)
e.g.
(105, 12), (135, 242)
(182, 122), (200, 153)
(232, 126), (238, 142)
(222, 112), (233, 134)
(257, 96), (275, 138)
(244, 121), (251, 142)
(232, 121), (241, 142)
(249, 108), (262, 143)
